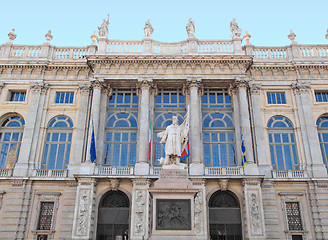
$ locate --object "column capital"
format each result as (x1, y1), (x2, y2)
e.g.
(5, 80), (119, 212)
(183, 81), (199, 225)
(132, 178), (151, 187)
(90, 78), (105, 90)
(291, 81), (311, 95)
(242, 178), (261, 186)
(184, 77), (203, 95)
(249, 82), (262, 95)
(137, 77), (156, 95)
(235, 76), (250, 87)
(78, 83), (91, 95)
(29, 82), (49, 94)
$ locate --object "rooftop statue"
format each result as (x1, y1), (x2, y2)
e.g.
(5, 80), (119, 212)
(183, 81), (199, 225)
(98, 14), (109, 38)
(144, 19), (154, 38)
(186, 18), (195, 38)
(157, 106), (190, 169)
(8, 29), (17, 42)
(230, 18), (242, 39)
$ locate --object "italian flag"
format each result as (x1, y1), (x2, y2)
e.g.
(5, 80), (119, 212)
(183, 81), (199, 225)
(148, 117), (151, 160)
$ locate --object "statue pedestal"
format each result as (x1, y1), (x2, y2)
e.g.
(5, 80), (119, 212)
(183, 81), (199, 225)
(149, 169), (199, 240)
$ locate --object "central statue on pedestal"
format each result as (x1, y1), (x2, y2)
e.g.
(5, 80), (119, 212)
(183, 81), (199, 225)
(157, 107), (190, 169)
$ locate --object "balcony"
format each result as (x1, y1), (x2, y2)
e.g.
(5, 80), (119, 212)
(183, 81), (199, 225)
(95, 166), (134, 175)
(0, 169), (13, 177)
(204, 167), (244, 176)
(33, 169), (68, 178)
(272, 170), (307, 178)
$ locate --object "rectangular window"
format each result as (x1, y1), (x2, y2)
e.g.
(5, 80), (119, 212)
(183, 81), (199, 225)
(315, 92), (328, 102)
(202, 89), (232, 108)
(155, 89), (185, 108)
(108, 89), (138, 108)
(285, 202), (303, 231)
(267, 92), (286, 104)
(55, 92), (74, 104)
(37, 202), (54, 231)
(10, 91), (26, 102)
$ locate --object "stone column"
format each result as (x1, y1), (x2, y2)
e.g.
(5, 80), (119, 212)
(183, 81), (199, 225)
(82, 79), (103, 174)
(130, 179), (151, 240)
(233, 77), (259, 175)
(14, 82), (48, 176)
(72, 178), (97, 239)
(68, 83), (90, 175)
(187, 77), (204, 175)
(135, 78), (153, 175)
(249, 83), (272, 177)
(292, 82), (327, 177)
(243, 178), (267, 240)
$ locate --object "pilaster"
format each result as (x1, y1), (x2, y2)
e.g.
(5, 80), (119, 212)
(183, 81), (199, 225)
(292, 82), (327, 178)
(72, 178), (97, 240)
(14, 82), (49, 176)
(130, 178), (151, 240)
(249, 82), (272, 177)
(243, 178), (266, 240)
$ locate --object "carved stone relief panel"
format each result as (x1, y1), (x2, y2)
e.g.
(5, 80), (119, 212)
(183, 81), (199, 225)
(75, 189), (90, 236)
(134, 190), (146, 236)
(194, 191), (203, 235)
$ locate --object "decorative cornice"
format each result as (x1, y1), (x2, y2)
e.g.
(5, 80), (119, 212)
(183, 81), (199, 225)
(132, 178), (151, 187)
(243, 178), (261, 186)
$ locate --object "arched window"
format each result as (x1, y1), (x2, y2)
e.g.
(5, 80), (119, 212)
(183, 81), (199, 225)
(267, 116), (299, 170)
(105, 112), (137, 166)
(41, 116), (73, 169)
(0, 115), (25, 169)
(202, 89), (234, 167)
(203, 112), (235, 167)
(316, 116), (328, 166)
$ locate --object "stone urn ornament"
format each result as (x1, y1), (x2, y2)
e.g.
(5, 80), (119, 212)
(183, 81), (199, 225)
(8, 29), (17, 42)
(243, 30), (251, 45)
(288, 29), (297, 44)
(91, 30), (98, 44)
(45, 30), (53, 43)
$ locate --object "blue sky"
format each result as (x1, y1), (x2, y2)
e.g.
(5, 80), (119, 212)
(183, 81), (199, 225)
(0, 0), (327, 47)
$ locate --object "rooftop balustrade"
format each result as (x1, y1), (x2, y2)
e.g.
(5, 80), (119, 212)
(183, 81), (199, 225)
(1, 38), (327, 62)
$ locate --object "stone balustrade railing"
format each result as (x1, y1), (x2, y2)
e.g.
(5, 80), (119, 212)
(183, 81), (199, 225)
(272, 170), (307, 178)
(204, 166), (244, 175)
(95, 166), (134, 175)
(0, 40), (328, 61)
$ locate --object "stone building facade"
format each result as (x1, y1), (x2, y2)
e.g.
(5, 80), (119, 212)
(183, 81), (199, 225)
(0, 19), (328, 240)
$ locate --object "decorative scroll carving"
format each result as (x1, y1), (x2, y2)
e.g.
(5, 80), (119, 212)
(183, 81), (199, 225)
(291, 81), (311, 95)
(194, 191), (203, 235)
(249, 82), (262, 95)
(249, 193), (262, 235)
(76, 189), (89, 236)
(78, 83), (91, 95)
(135, 190), (145, 235)
(219, 179), (229, 191)
(184, 77), (203, 96)
(109, 178), (120, 190)
(30, 82), (49, 94)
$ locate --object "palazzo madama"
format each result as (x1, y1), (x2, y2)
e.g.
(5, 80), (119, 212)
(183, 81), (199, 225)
(0, 18), (328, 240)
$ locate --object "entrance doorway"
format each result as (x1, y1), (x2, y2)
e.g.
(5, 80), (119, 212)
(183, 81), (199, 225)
(97, 190), (130, 240)
(209, 190), (242, 240)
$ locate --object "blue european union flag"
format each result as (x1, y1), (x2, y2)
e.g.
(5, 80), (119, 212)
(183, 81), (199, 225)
(241, 129), (247, 166)
(90, 120), (96, 163)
